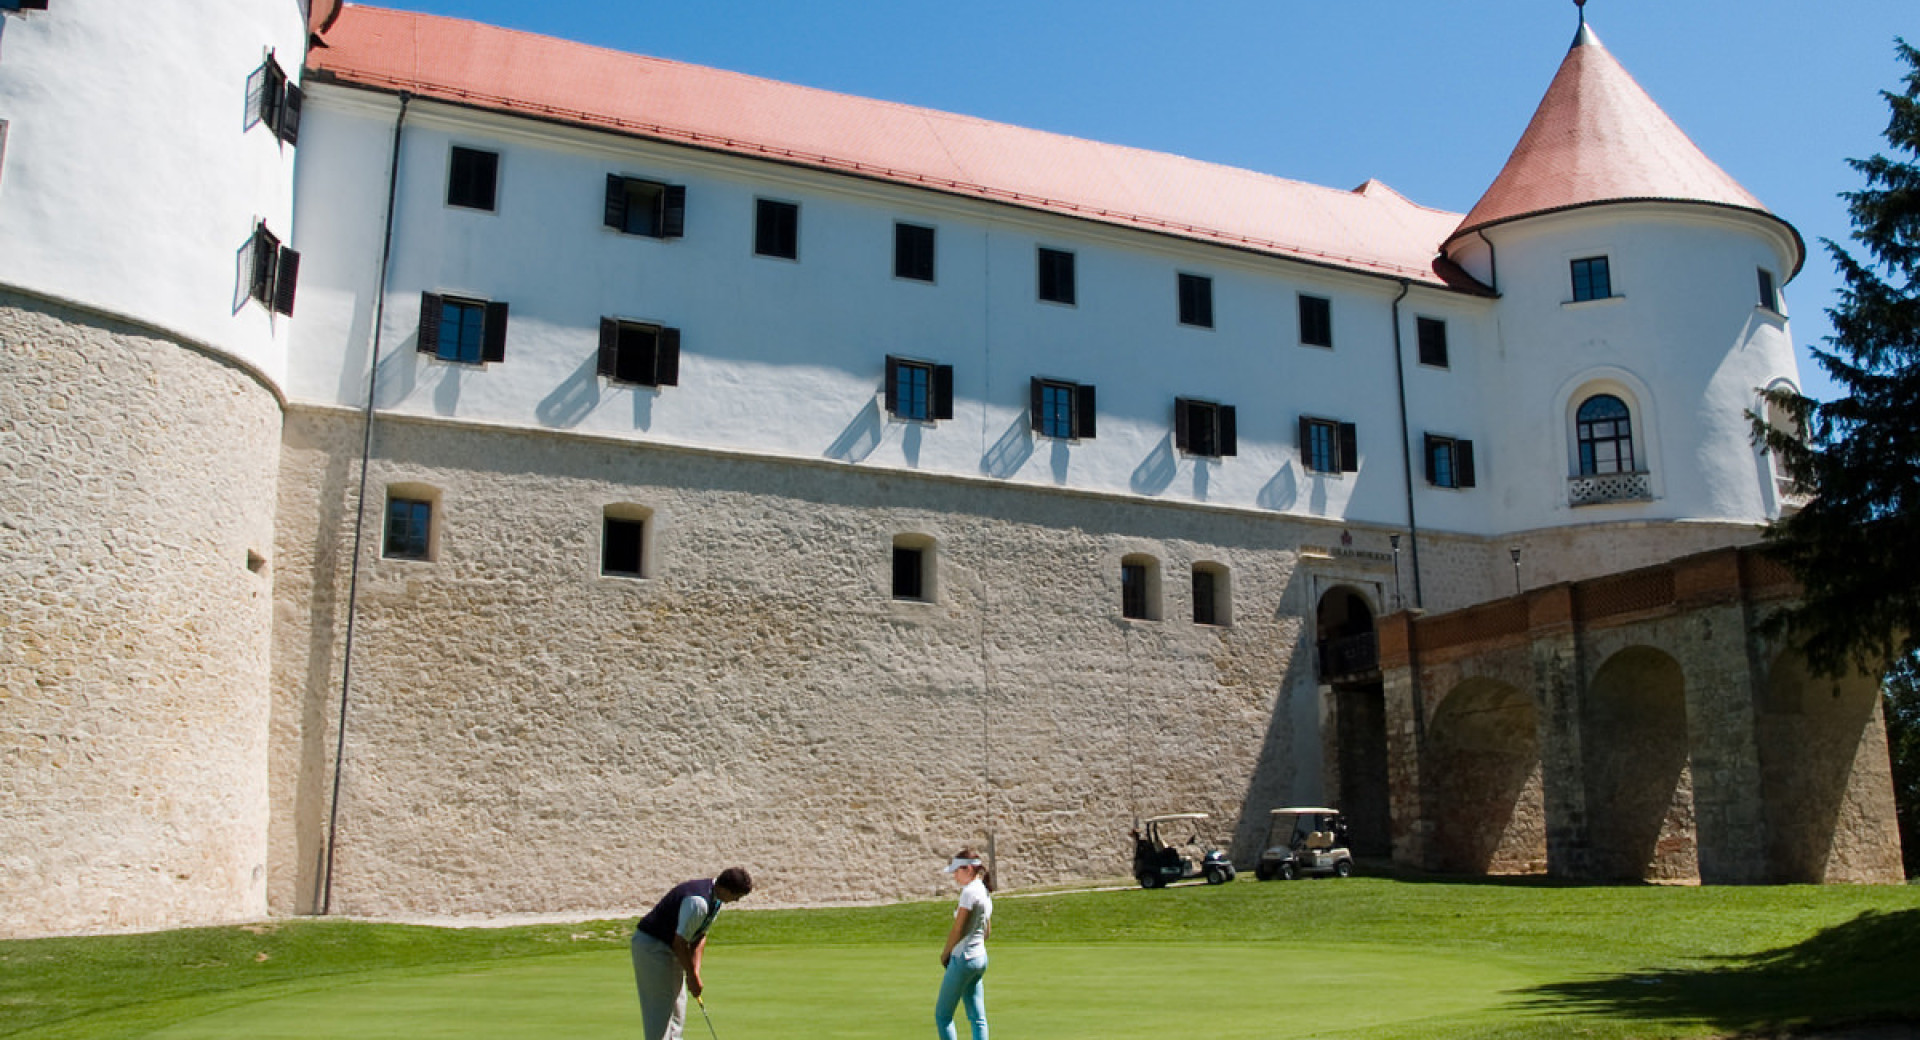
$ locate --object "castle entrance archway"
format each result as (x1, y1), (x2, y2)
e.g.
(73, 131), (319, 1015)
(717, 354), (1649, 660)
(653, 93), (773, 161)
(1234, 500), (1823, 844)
(1584, 646), (1695, 881)
(1428, 677), (1546, 874)
(1318, 585), (1389, 856)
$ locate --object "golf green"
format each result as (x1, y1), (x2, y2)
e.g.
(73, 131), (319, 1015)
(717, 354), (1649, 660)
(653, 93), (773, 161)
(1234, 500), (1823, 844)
(141, 942), (1547, 1039)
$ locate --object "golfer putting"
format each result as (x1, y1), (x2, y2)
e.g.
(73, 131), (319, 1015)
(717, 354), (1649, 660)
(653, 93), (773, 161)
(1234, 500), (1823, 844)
(630, 867), (753, 1040)
(934, 848), (993, 1040)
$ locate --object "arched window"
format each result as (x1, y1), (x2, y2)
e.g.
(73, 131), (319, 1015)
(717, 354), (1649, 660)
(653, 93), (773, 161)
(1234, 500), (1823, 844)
(1576, 394), (1635, 476)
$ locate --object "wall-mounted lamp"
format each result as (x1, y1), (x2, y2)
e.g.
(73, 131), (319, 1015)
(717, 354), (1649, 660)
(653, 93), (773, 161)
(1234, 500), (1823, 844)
(1509, 546), (1523, 596)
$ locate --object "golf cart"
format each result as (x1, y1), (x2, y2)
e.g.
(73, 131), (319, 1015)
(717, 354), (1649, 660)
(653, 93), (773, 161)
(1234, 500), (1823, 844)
(1255, 807), (1354, 880)
(1132, 812), (1236, 888)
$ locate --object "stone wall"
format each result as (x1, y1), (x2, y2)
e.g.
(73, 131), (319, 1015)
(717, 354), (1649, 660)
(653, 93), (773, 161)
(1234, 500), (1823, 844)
(0, 291), (282, 938)
(270, 407), (1432, 915)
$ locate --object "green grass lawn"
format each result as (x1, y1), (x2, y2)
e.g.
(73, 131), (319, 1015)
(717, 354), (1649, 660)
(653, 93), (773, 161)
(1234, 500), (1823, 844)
(4, 877), (1917, 1039)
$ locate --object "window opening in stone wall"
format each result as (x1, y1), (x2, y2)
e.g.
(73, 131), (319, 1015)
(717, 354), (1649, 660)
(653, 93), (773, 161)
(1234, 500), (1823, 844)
(602, 515), (645, 577)
(1576, 394), (1635, 475)
(1416, 316), (1448, 367)
(1121, 554), (1160, 621)
(1299, 294), (1333, 348)
(1192, 564), (1230, 626)
(892, 535), (935, 602)
(755, 198), (798, 259)
(447, 146), (499, 211)
(1570, 256), (1612, 301)
(895, 221), (935, 282)
(384, 496), (433, 561)
(1037, 247), (1075, 304)
(604, 175), (685, 238)
(1178, 273), (1213, 328)
(598, 319), (680, 387)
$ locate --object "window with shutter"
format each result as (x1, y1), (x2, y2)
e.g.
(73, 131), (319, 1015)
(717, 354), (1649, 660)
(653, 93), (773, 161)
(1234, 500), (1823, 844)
(600, 319), (681, 387)
(1174, 398), (1236, 458)
(605, 175), (685, 238)
(419, 294), (502, 365)
(1300, 415), (1354, 473)
(241, 222), (298, 315)
(1031, 378), (1093, 440)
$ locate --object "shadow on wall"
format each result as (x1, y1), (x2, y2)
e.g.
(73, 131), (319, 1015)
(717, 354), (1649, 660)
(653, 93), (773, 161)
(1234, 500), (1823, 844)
(981, 414), (1032, 479)
(825, 398), (883, 463)
(535, 351), (602, 429)
(1517, 909), (1920, 1035)
(1758, 645), (1888, 882)
(1259, 465), (1297, 511)
(1229, 565), (1314, 864)
(1131, 436), (1176, 495)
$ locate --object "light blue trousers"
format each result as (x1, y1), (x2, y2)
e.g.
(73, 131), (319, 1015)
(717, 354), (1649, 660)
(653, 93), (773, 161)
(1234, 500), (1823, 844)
(934, 950), (988, 1040)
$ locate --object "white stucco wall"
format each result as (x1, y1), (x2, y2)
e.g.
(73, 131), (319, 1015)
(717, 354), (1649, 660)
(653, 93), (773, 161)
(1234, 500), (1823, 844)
(0, 0), (306, 381)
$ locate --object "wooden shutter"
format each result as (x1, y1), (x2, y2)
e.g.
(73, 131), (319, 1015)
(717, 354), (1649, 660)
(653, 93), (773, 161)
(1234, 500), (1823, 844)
(481, 301), (509, 363)
(932, 364), (954, 421)
(1298, 416), (1313, 460)
(245, 63), (270, 130)
(661, 185), (687, 239)
(604, 175), (628, 230)
(1173, 398), (1192, 452)
(655, 328), (681, 386)
(1423, 435), (1440, 484)
(884, 356), (901, 414)
(597, 318), (619, 377)
(417, 293), (443, 355)
(1219, 405), (1237, 457)
(1076, 384), (1097, 439)
(279, 83), (303, 145)
(272, 247), (300, 316)
(1030, 378), (1045, 433)
(1457, 440), (1476, 488)
(1338, 422), (1359, 473)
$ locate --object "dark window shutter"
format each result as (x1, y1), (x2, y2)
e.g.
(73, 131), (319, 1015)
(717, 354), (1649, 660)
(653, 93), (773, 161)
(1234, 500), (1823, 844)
(884, 355), (901, 414)
(1219, 405), (1237, 457)
(1076, 384), (1097, 440)
(661, 185), (686, 238)
(417, 293), (443, 355)
(1030, 378), (1045, 434)
(1458, 439), (1476, 488)
(597, 318), (619, 377)
(279, 83), (303, 145)
(932, 364), (954, 421)
(273, 247), (300, 315)
(1298, 416), (1313, 456)
(1338, 422), (1359, 473)
(603, 175), (627, 230)
(1173, 398), (1192, 452)
(1424, 435), (1440, 484)
(655, 327), (680, 386)
(249, 226), (279, 304)
(481, 301), (509, 363)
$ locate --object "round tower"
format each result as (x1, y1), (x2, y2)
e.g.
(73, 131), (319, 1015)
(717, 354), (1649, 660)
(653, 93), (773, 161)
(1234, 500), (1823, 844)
(1443, 19), (1806, 585)
(0, 0), (320, 937)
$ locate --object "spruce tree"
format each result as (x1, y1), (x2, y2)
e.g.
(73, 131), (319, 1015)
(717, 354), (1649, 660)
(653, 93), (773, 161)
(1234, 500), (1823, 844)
(1755, 38), (1920, 677)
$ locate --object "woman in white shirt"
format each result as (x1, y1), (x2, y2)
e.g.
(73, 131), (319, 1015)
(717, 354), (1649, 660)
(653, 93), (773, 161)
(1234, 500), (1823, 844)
(935, 848), (994, 1040)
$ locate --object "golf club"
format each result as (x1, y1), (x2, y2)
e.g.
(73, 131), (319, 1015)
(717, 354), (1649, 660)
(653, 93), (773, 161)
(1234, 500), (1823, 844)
(695, 994), (721, 1040)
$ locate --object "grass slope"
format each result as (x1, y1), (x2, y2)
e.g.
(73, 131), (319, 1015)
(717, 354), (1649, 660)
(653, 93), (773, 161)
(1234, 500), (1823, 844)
(4, 879), (1917, 1039)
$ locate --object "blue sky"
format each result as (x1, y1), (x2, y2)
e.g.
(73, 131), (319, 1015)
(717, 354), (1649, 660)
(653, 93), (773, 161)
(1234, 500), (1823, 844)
(361, 0), (1916, 402)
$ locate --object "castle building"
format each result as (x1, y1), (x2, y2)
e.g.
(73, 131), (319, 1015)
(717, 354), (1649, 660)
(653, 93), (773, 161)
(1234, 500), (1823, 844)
(1, 1), (1897, 938)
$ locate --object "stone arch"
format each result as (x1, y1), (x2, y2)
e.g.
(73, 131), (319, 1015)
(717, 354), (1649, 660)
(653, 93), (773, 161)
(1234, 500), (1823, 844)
(1428, 677), (1546, 875)
(1757, 647), (1889, 882)
(1583, 646), (1695, 881)
(1317, 584), (1388, 855)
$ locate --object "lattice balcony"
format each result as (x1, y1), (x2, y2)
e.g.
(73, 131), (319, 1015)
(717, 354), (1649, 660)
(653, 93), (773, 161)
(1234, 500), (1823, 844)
(1568, 471), (1652, 506)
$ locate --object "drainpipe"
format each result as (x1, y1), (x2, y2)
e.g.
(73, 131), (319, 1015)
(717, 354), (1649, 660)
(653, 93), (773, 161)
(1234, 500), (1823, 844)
(1389, 280), (1423, 608)
(1475, 230), (1499, 295)
(319, 90), (410, 916)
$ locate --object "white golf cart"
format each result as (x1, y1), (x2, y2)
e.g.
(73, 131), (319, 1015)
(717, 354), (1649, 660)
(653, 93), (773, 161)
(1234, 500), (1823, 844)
(1254, 807), (1354, 880)
(1131, 812), (1236, 888)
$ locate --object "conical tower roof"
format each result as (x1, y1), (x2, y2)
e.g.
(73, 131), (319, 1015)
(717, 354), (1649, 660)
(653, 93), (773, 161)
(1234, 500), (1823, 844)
(1445, 22), (1801, 273)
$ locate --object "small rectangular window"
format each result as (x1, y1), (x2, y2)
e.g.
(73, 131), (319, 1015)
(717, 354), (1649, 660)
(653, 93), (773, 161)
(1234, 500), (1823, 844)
(1571, 256), (1611, 301)
(1178, 273), (1213, 328)
(597, 319), (681, 387)
(894, 222), (935, 282)
(1299, 294), (1333, 348)
(1192, 568), (1218, 626)
(602, 516), (645, 577)
(1416, 317), (1448, 368)
(1174, 398), (1237, 458)
(1031, 377), (1095, 440)
(1037, 247), (1075, 304)
(447, 146), (499, 211)
(605, 175), (685, 238)
(1121, 562), (1149, 620)
(241, 223), (300, 316)
(892, 545), (925, 600)
(885, 355), (953, 422)
(418, 293), (508, 365)
(755, 198), (799, 259)
(383, 497), (432, 560)
(1757, 268), (1779, 312)
(1424, 434), (1477, 489)
(1300, 416), (1358, 474)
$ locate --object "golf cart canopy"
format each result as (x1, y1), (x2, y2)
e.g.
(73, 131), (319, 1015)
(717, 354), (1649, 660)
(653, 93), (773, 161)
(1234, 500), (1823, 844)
(1143, 812), (1211, 824)
(1269, 807), (1337, 816)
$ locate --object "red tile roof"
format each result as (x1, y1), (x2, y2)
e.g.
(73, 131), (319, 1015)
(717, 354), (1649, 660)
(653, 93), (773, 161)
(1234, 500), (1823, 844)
(308, 6), (1479, 289)
(1447, 24), (1800, 272)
